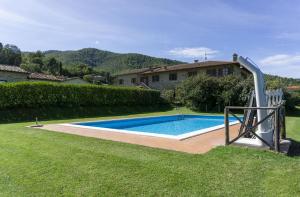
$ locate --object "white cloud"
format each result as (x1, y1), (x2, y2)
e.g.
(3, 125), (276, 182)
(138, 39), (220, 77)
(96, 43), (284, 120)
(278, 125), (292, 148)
(259, 54), (300, 78)
(260, 54), (300, 66)
(169, 47), (219, 58)
(0, 8), (57, 30)
(275, 32), (300, 40)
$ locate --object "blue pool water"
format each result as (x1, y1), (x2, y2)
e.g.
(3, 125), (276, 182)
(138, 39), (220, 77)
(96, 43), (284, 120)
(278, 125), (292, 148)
(75, 115), (238, 137)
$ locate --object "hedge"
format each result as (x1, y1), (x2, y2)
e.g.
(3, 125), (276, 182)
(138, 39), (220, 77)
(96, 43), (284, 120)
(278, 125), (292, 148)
(0, 82), (162, 109)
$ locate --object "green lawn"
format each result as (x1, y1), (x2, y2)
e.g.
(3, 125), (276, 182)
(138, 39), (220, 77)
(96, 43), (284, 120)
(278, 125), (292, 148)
(0, 107), (300, 196)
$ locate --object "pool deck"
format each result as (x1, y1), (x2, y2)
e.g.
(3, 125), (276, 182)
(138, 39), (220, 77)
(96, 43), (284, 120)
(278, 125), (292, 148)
(39, 123), (240, 154)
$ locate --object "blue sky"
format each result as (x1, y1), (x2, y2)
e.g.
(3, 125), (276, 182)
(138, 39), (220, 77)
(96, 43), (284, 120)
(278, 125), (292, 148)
(0, 0), (300, 78)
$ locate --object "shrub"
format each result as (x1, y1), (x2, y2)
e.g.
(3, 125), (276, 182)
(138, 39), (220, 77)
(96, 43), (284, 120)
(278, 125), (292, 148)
(176, 74), (221, 111)
(284, 90), (300, 110)
(176, 74), (253, 111)
(177, 74), (297, 112)
(0, 82), (162, 109)
(161, 89), (176, 103)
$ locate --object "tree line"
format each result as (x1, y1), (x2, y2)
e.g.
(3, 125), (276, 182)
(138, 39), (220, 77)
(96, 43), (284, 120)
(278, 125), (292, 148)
(0, 42), (110, 84)
(43, 48), (183, 74)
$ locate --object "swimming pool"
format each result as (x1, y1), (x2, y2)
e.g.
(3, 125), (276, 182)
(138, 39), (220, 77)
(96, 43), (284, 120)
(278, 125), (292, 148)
(65, 115), (239, 139)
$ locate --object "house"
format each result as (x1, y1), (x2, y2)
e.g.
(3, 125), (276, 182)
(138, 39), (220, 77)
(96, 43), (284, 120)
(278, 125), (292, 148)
(113, 55), (250, 90)
(0, 65), (89, 84)
(0, 65), (29, 82)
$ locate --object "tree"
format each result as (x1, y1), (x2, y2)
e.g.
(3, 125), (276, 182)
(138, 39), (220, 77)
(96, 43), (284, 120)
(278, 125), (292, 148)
(28, 51), (44, 66)
(58, 62), (62, 75)
(64, 64), (93, 77)
(0, 42), (3, 63)
(20, 51), (44, 72)
(31, 57), (43, 66)
(20, 63), (42, 73)
(177, 74), (220, 111)
(21, 51), (63, 75)
(44, 57), (61, 75)
(0, 44), (22, 66)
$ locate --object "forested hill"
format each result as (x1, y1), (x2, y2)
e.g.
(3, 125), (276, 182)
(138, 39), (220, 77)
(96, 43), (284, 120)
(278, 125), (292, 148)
(43, 48), (184, 74)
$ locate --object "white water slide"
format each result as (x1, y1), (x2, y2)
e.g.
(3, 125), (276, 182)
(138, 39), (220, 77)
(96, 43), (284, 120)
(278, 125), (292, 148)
(236, 56), (273, 147)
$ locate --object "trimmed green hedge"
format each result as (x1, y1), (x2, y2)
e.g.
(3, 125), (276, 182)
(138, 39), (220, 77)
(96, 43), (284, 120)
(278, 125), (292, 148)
(0, 82), (162, 109)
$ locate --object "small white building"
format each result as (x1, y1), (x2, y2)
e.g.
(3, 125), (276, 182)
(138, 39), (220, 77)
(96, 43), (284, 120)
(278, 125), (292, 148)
(0, 64), (90, 84)
(0, 64), (29, 82)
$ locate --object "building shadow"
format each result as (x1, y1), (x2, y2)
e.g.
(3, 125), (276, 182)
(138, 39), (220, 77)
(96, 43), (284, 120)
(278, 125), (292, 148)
(286, 106), (300, 118)
(287, 139), (300, 157)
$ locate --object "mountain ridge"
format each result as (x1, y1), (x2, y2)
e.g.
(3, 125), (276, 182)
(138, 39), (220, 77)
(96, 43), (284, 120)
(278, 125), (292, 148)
(41, 48), (185, 74)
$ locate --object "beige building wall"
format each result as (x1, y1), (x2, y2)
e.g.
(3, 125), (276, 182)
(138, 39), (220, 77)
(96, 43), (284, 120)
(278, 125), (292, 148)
(146, 69), (201, 90)
(113, 64), (248, 90)
(113, 74), (139, 87)
(0, 71), (28, 82)
(146, 65), (241, 90)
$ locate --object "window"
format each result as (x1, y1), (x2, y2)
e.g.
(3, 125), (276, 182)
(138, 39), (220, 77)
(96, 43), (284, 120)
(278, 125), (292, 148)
(207, 66), (234, 77)
(188, 71), (197, 77)
(119, 79), (124, 85)
(152, 75), (159, 82)
(140, 76), (149, 85)
(169, 73), (177, 81)
(217, 68), (223, 77)
(206, 69), (217, 77)
(131, 78), (136, 84)
(223, 68), (229, 76)
(228, 66), (234, 75)
(222, 66), (233, 76)
(140, 76), (148, 83)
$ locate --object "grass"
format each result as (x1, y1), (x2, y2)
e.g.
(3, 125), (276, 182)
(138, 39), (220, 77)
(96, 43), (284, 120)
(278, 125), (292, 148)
(0, 107), (300, 196)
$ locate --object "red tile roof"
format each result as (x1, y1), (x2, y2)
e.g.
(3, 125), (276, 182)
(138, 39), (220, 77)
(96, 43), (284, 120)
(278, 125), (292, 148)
(0, 64), (29, 74)
(115, 61), (240, 76)
(287, 86), (300, 91)
(28, 73), (65, 81)
(115, 67), (154, 76)
(142, 61), (239, 74)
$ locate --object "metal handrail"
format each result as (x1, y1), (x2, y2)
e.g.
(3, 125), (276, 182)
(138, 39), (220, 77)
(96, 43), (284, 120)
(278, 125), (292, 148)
(224, 103), (286, 152)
